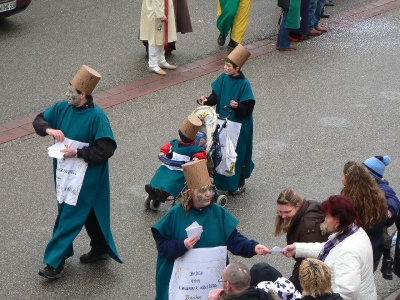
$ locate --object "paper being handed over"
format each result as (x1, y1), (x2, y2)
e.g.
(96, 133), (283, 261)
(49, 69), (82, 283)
(269, 246), (284, 253)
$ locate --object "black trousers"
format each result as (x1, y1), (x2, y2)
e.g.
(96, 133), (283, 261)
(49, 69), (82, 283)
(84, 208), (108, 253)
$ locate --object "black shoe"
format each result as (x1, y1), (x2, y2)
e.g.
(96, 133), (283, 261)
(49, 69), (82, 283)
(145, 184), (156, 200)
(80, 250), (109, 263)
(381, 257), (394, 280)
(321, 12), (330, 18)
(155, 188), (167, 203)
(227, 40), (239, 50)
(38, 264), (63, 280)
(228, 185), (246, 196)
(218, 34), (226, 46)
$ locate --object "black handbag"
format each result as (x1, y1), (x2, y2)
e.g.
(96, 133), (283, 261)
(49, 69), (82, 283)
(277, 0), (290, 9)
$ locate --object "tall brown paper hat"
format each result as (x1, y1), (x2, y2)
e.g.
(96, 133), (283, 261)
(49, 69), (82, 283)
(227, 44), (251, 68)
(183, 160), (212, 190)
(70, 65), (101, 95)
(179, 115), (202, 141)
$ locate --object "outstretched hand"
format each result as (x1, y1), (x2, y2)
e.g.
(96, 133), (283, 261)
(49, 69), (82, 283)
(281, 244), (296, 257)
(255, 244), (271, 255)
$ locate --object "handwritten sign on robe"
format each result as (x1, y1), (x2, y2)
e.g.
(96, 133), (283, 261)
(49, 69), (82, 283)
(169, 246), (227, 299)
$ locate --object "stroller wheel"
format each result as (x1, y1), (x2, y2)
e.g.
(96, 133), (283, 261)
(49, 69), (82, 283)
(217, 194), (228, 207)
(144, 195), (151, 209)
(150, 199), (161, 211)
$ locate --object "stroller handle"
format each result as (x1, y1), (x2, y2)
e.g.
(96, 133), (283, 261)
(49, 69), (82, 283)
(158, 155), (186, 168)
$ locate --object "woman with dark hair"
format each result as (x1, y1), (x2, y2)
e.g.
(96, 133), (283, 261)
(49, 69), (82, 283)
(341, 161), (388, 272)
(273, 188), (328, 291)
(282, 195), (377, 300)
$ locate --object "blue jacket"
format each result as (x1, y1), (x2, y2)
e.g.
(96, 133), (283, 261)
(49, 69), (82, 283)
(378, 179), (400, 226)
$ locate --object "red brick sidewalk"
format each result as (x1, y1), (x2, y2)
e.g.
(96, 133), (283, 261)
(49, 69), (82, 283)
(1, 0), (400, 145)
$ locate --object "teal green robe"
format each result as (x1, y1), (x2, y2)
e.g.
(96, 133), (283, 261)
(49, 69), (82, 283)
(150, 139), (204, 197)
(152, 203), (239, 300)
(43, 100), (122, 268)
(285, 0), (301, 29)
(211, 72), (255, 191)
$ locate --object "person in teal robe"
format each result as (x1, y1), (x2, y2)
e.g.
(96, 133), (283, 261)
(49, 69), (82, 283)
(151, 159), (270, 300)
(149, 139), (206, 199)
(146, 115), (207, 204)
(199, 44), (255, 195)
(33, 65), (122, 280)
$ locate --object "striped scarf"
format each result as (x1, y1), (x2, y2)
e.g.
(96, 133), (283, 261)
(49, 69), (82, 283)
(317, 224), (359, 261)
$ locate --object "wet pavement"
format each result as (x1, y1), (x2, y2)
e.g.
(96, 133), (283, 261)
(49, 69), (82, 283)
(1, 0), (400, 299)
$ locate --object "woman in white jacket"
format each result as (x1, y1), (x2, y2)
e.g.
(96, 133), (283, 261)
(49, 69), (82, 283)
(282, 195), (377, 300)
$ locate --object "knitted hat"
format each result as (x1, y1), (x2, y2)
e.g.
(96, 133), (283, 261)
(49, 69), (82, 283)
(250, 263), (282, 287)
(70, 65), (101, 95)
(257, 277), (302, 300)
(227, 44), (251, 68)
(363, 155), (391, 180)
(179, 115), (202, 142)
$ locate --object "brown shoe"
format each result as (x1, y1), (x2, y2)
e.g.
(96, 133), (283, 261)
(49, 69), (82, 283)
(276, 45), (297, 51)
(159, 63), (177, 70)
(315, 26), (327, 33)
(148, 67), (167, 75)
(307, 29), (322, 36)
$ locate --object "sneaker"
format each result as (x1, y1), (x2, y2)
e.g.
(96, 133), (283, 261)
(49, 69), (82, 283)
(38, 264), (63, 280)
(228, 185), (246, 196)
(80, 250), (109, 264)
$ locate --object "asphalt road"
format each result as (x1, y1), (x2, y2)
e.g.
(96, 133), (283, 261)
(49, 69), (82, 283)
(1, 0), (400, 299)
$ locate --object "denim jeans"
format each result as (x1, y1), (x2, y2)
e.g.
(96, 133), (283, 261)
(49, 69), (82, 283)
(277, 9), (291, 48)
(309, 0), (325, 30)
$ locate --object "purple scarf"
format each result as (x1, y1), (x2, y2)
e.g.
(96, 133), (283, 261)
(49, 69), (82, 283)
(317, 224), (359, 261)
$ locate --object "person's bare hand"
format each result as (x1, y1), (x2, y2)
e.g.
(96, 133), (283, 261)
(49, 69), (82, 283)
(255, 244), (271, 255)
(230, 100), (238, 108)
(208, 288), (225, 300)
(199, 96), (208, 104)
(160, 16), (167, 22)
(184, 236), (200, 250)
(46, 128), (65, 142)
(282, 244), (296, 257)
(60, 148), (77, 158)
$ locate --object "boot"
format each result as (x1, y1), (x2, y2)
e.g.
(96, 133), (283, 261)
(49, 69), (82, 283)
(381, 256), (394, 280)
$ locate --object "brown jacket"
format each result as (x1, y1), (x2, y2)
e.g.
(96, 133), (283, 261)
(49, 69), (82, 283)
(286, 200), (328, 291)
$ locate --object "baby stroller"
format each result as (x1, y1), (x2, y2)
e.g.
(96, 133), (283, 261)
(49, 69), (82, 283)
(144, 106), (232, 211)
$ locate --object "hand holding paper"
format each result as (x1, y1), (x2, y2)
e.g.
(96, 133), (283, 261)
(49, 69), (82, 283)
(185, 221), (203, 239)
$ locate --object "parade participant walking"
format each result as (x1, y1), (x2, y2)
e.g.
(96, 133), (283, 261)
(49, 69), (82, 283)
(199, 44), (255, 195)
(217, 0), (252, 49)
(151, 159), (270, 299)
(33, 65), (122, 280)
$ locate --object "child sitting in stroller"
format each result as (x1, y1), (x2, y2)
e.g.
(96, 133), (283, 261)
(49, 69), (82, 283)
(145, 115), (207, 209)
